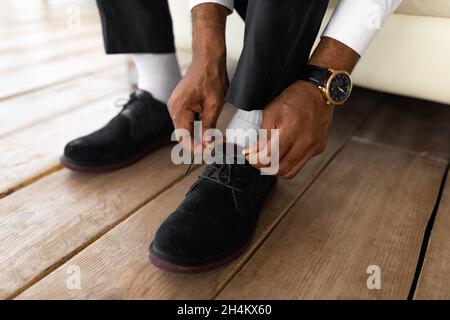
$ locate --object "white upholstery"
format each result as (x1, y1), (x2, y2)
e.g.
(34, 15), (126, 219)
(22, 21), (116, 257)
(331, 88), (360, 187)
(169, 0), (450, 105)
(328, 0), (450, 18)
(397, 0), (450, 18)
(351, 13), (450, 104)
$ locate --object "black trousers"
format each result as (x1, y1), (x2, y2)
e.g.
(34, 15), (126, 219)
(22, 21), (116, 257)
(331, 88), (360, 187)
(96, 0), (329, 111)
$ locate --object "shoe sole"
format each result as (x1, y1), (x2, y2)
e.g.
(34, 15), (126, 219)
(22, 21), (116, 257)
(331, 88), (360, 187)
(60, 136), (173, 173)
(148, 242), (250, 274)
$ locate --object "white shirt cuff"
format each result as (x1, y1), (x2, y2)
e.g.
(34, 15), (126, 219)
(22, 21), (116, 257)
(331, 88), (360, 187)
(322, 0), (401, 56)
(189, 0), (234, 12)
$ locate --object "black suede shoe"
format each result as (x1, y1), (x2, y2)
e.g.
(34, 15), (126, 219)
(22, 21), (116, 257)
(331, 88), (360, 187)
(149, 153), (277, 273)
(61, 90), (174, 172)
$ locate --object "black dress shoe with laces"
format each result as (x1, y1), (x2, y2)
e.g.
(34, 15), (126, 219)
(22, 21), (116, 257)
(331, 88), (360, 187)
(61, 90), (174, 172)
(149, 152), (277, 273)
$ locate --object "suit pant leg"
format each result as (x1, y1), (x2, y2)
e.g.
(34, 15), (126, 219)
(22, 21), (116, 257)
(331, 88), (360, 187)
(96, 0), (175, 54)
(226, 0), (329, 110)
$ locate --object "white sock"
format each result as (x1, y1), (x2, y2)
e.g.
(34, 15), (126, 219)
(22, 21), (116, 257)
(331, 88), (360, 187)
(226, 108), (263, 149)
(132, 53), (182, 104)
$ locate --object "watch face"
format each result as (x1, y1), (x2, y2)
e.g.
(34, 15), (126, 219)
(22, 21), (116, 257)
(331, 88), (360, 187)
(328, 72), (352, 104)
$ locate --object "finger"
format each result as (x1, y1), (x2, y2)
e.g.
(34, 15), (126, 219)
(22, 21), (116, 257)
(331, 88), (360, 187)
(173, 106), (199, 155)
(280, 149), (315, 179)
(247, 126), (294, 169)
(245, 138), (270, 168)
(242, 104), (274, 155)
(275, 139), (313, 177)
(257, 137), (297, 176)
(242, 135), (264, 157)
(253, 106), (296, 167)
(245, 101), (290, 168)
(201, 100), (222, 145)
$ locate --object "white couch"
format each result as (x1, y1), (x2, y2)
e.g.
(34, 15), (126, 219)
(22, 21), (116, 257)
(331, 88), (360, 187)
(169, 0), (450, 105)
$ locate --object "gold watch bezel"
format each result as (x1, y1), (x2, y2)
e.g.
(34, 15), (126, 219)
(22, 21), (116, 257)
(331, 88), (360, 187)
(319, 69), (353, 106)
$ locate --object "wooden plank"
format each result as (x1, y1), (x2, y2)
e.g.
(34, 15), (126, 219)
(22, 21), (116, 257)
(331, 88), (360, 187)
(0, 86), (224, 199)
(0, 2), (63, 24)
(0, 33), (102, 73)
(0, 92), (127, 197)
(15, 88), (380, 299)
(14, 168), (201, 300)
(414, 173), (450, 300)
(0, 51), (125, 101)
(0, 12), (99, 38)
(0, 67), (127, 138)
(0, 50), (190, 138)
(0, 48), (193, 192)
(0, 1), (97, 26)
(0, 146), (185, 300)
(217, 141), (446, 300)
(0, 26), (99, 53)
(0, 103), (234, 300)
(354, 94), (450, 160)
(0, 2), (99, 52)
(0, 50), (192, 195)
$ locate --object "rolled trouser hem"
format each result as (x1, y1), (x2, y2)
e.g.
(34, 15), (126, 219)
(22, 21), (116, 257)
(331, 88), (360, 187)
(103, 39), (175, 54)
(225, 92), (265, 111)
(225, 74), (293, 111)
(96, 0), (175, 54)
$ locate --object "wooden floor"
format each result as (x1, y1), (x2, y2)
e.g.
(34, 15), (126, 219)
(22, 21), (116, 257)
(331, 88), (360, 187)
(1, 1), (450, 300)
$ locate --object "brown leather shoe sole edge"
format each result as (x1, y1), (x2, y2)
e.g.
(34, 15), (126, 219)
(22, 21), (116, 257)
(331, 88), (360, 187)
(148, 242), (250, 274)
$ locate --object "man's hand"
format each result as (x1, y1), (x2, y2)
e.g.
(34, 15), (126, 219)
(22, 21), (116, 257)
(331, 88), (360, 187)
(247, 80), (333, 179)
(168, 55), (228, 151)
(168, 3), (229, 152)
(246, 37), (360, 179)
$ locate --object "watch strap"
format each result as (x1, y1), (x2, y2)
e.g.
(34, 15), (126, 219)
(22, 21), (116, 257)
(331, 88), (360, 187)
(299, 64), (331, 87)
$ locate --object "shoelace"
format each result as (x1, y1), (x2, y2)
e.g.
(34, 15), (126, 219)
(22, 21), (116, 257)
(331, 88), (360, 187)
(114, 93), (154, 139)
(199, 163), (244, 193)
(114, 92), (139, 110)
(186, 152), (252, 216)
(184, 112), (201, 176)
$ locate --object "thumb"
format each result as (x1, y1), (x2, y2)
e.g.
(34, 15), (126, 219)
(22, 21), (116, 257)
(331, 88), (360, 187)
(243, 107), (275, 154)
(243, 107), (276, 165)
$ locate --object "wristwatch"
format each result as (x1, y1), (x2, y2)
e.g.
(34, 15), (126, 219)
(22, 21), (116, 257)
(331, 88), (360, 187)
(299, 64), (353, 106)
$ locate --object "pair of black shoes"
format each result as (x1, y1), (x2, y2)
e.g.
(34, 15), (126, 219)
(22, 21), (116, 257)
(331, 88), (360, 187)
(62, 91), (277, 272)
